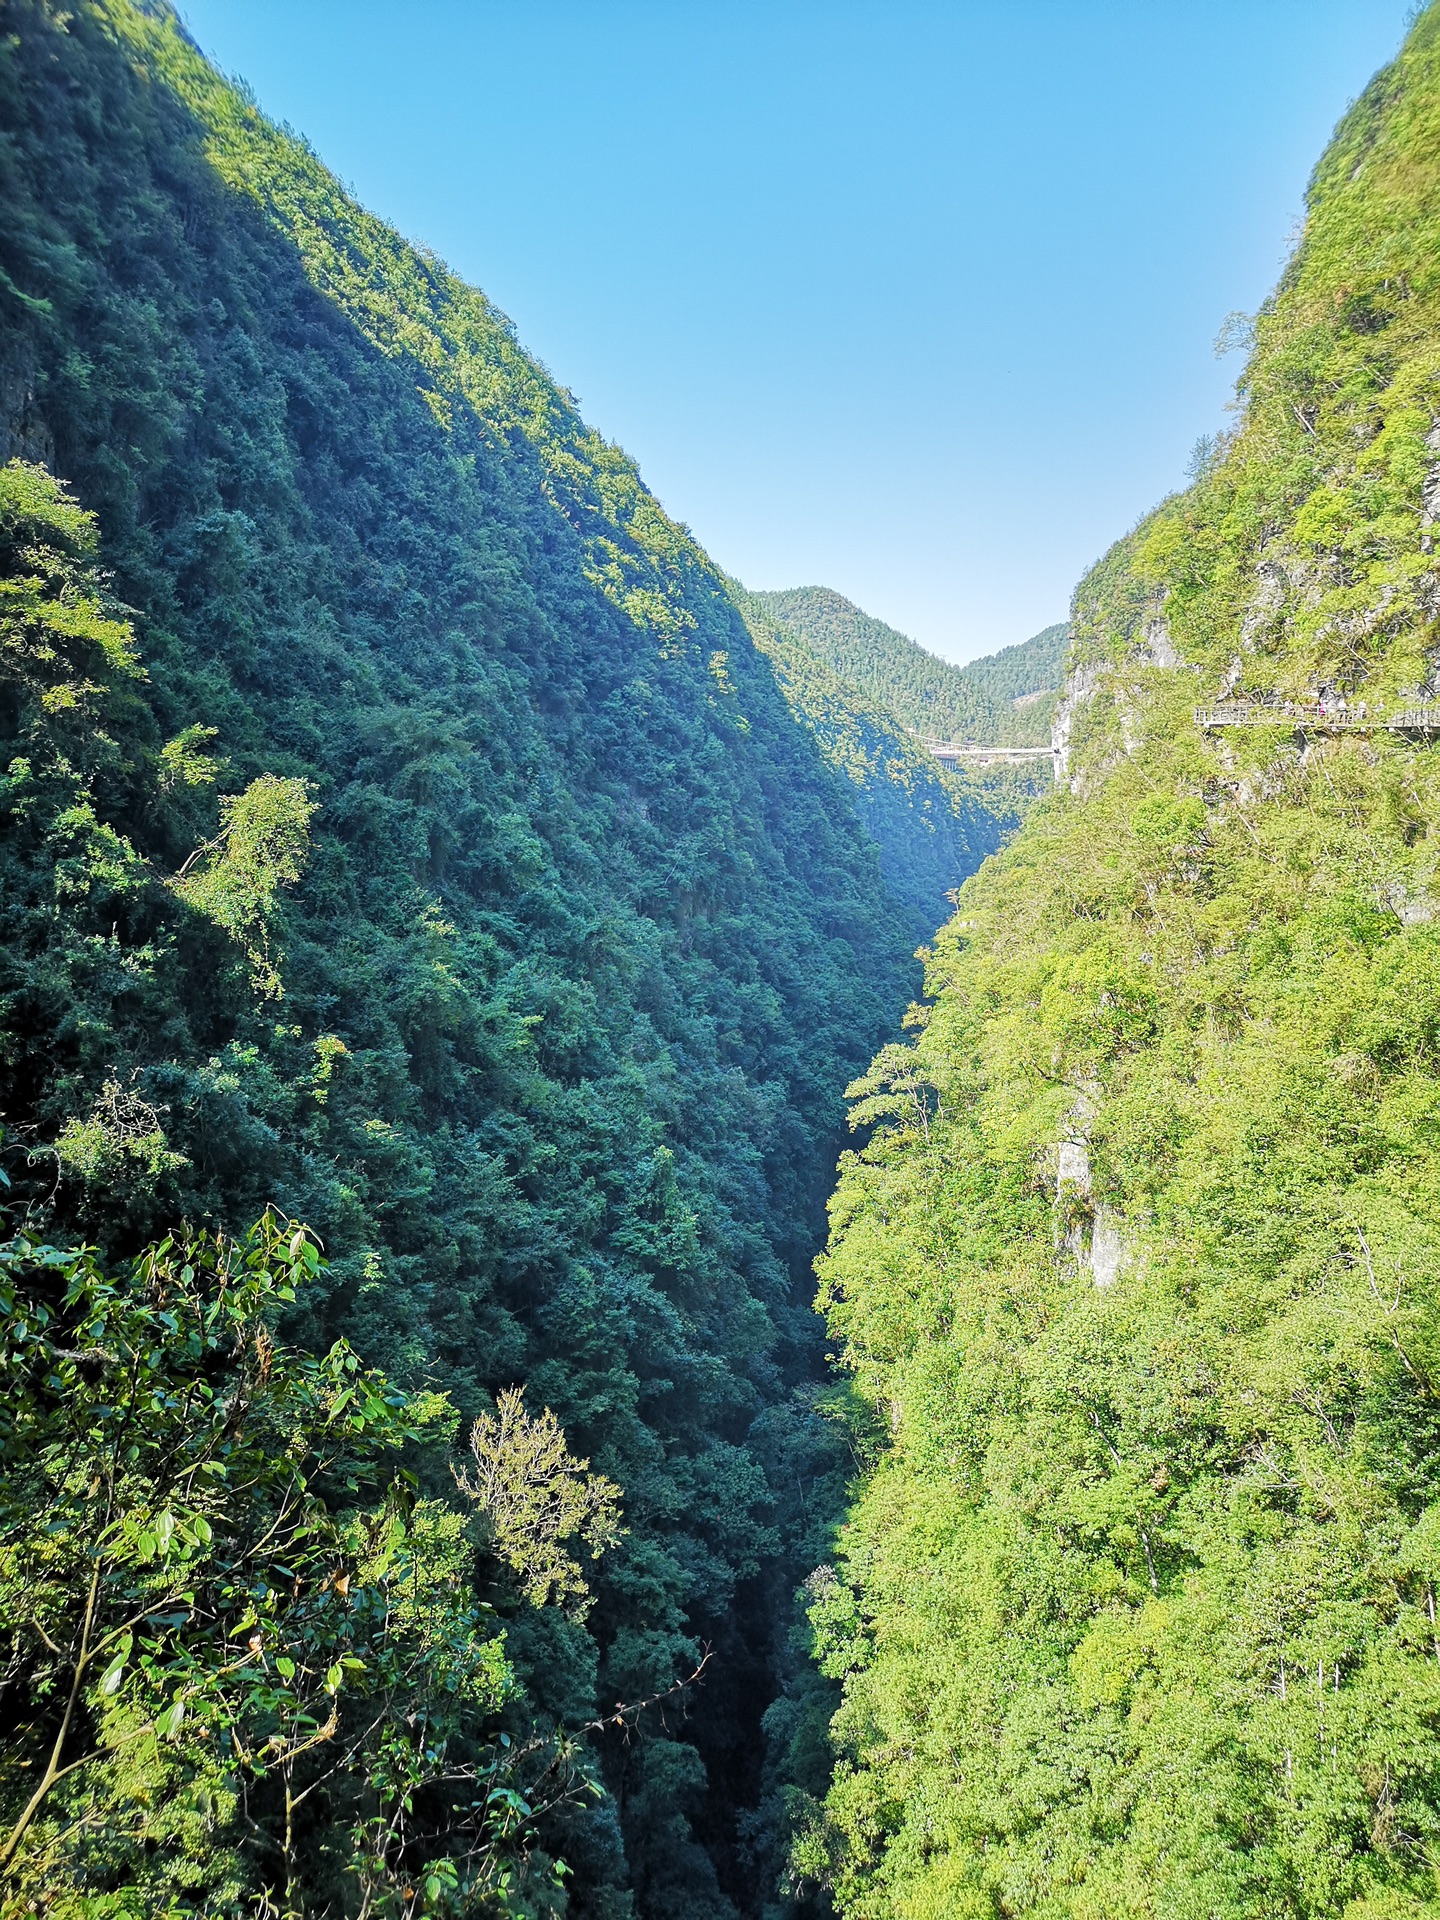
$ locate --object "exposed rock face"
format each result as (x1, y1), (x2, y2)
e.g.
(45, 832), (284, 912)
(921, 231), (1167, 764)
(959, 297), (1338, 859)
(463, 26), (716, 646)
(1090, 1209), (1126, 1290)
(0, 358), (54, 468)
(1057, 1138), (1091, 1193)
(1051, 600), (1181, 790)
(1056, 1104), (1125, 1287)
(1422, 419), (1440, 530)
(1051, 660), (1100, 788)
(1392, 886), (1437, 924)
(1241, 557), (1290, 649)
(1140, 612), (1181, 669)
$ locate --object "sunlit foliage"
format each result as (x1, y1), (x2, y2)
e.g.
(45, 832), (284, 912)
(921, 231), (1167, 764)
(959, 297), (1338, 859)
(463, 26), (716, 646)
(802, 11), (1440, 1915)
(0, 1209), (581, 1917)
(455, 1388), (623, 1615)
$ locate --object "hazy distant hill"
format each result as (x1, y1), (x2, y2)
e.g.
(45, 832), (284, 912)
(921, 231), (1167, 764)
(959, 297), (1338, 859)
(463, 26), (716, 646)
(752, 585), (1068, 748)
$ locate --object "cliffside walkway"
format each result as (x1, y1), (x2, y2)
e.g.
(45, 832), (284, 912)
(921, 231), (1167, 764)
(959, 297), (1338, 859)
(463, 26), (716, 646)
(1196, 703), (1440, 735)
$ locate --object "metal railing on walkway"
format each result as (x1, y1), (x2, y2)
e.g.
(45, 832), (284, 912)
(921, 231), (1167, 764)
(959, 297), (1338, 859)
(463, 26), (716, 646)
(1195, 703), (1440, 734)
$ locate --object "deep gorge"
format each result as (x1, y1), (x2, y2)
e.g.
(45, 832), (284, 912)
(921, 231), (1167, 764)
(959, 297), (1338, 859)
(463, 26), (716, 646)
(10, 4), (1440, 1918)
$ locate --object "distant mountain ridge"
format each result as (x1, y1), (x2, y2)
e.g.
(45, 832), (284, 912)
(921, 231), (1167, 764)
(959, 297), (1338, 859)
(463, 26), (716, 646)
(730, 586), (1008, 937)
(752, 585), (1068, 748)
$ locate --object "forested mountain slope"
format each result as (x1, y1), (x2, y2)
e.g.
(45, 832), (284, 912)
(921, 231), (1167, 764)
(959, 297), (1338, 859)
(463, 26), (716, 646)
(802, 10), (1440, 1917)
(730, 587), (1005, 938)
(960, 621), (1068, 732)
(0, 3), (995, 1912)
(752, 585), (1067, 748)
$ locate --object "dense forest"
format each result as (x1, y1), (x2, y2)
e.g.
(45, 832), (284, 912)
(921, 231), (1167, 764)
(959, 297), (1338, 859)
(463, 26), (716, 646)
(801, 9), (1440, 1916)
(0, 2), (999, 1914)
(9, 1), (1440, 1917)
(751, 587), (1067, 750)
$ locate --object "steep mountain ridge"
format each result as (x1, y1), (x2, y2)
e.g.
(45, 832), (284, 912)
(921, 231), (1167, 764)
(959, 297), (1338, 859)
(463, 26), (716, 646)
(752, 584), (1067, 748)
(0, 3), (997, 1911)
(801, 10), (1440, 1916)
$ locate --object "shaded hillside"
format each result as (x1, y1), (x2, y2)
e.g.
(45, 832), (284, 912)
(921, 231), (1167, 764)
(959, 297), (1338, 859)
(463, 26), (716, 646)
(799, 9), (1440, 1917)
(752, 585), (1067, 747)
(0, 3), (988, 1913)
(731, 586), (1007, 939)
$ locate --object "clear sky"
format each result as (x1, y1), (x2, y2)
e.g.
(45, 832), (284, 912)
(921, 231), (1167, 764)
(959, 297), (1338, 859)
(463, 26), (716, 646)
(177, 0), (1414, 664)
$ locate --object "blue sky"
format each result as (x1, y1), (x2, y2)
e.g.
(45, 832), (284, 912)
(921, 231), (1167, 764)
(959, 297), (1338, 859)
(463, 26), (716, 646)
(178, 0), (1414, 664)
